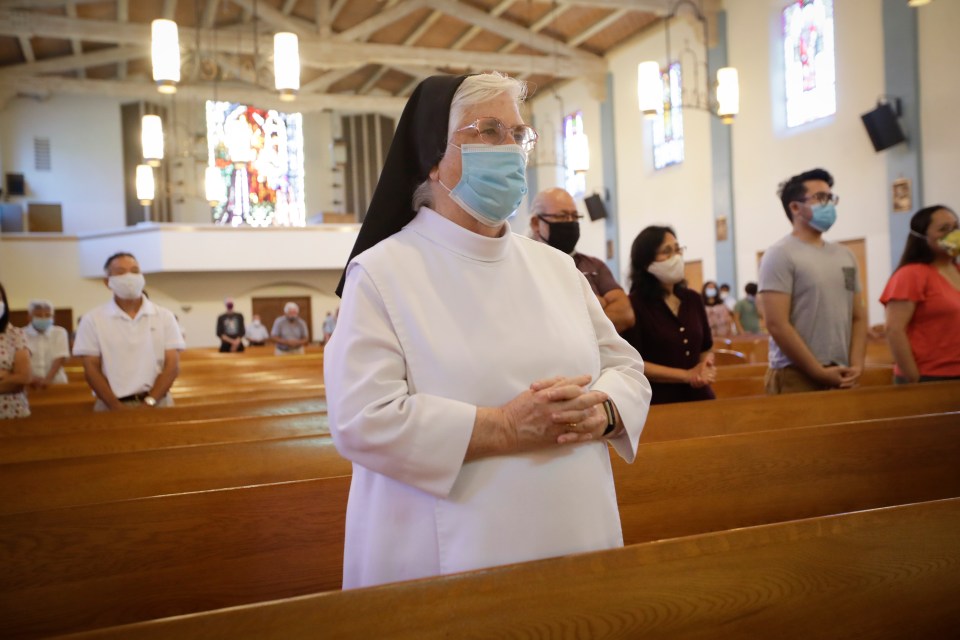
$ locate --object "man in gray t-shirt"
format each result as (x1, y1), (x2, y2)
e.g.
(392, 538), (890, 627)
(758, 168), (867, 394)
(271, 302), (310, 355)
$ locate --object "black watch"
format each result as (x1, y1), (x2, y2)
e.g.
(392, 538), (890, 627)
(601, 399), (616, 436)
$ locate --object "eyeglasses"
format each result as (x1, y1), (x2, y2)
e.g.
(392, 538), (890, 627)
(801, 192), (840, 206)
(455, 117), (539, 153)
(537, 211), (583, 223)
(656, 245), (686, 259)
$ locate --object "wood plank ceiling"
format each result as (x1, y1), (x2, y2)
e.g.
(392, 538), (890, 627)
(0, 0), (671, 112)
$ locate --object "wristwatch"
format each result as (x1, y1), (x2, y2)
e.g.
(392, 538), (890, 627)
(601, 399), (617, 436)
(143, 396), (158, 407)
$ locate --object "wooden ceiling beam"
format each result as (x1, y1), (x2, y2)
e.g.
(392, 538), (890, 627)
(0, 0), (103, 7)
(65, 1), (84, 78)
(201, 0), (219, 27)
(449, 0), (513, 51)
(17, 35), (35, 63)
(555, 0), (667, 12)
(1, 75), (409, 114)
(228, 0), (315, 37)
(116, 0), (128, 78)
(0, 9), (606, 77)
(567, 8), (629, 47)
(334, 0), (428, 42)
(0, 44), (144, 76)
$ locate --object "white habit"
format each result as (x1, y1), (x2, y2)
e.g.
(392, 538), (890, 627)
(325, 207), (652, 589)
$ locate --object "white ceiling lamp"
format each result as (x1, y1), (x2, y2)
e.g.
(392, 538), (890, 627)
(141, 114), (164, 167)
(274, 32), (301, 102)
(637, 0), (739, 125)
(205, 166), (226, 205)
(136, 164), (156, 205)
(151, 19), (180, 94)
(907, 0), (932, 6)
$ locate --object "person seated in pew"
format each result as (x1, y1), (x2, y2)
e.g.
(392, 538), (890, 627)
(622, 226), (716, 404)
(758, 168), (867, 394)
(72, 252), (185, 411)
(24, 299), (70, 389)
(0, 283), (31, 419)
(881, 205), (960, 384)
(245, 314), (270, 347)
(326, 72), (652, 590)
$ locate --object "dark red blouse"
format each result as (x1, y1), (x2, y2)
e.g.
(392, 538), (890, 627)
(625, 287), (715, 405)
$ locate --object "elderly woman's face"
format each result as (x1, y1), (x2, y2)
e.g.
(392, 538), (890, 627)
(431, 91), (524, 191)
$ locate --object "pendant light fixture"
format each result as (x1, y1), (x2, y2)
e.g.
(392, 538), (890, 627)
(141, 114), (164, 167)
(274, 32), (301, 102)
(151, 19), (181, 94)
(136, 164), (156, 205)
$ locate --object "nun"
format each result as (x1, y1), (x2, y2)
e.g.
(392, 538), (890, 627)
(325, 71), (652, 589)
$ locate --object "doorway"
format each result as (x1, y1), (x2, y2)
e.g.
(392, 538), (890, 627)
(252, 296), (313, 343)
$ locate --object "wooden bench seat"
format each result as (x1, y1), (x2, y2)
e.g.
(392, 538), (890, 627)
(3, 414), (958, 637)
(62, 497), (960, 640)
(0, 412), (330, 464)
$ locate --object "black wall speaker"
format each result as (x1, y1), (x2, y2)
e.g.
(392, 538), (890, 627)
(5, 173), (25, 197)
(860, 102), (906, 152)
(584, 192), (608, 221)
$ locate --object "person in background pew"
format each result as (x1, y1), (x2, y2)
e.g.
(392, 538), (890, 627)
(529, 187), (635, 333)
(0, 283), (31, 418)
(216, 297), (245, 353)
(719, 283), (736, 312)
(623, 226), (716, 404)
(245, 314), (269, 347)
(24, 299), (70, 389)
(271, 302), (309, 355)
(72, 252), (185, 411)
(702, 280), (736, 338)
(327, 72), (651, 589)
(733, 282), (763, 334)
(880, 205), (960, 383)
(758, 168), (867, 394)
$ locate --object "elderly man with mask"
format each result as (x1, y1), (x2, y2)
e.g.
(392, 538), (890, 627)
(72, 252), (185, 410)
(271, 302), (309, 355)
(24, 299), (70, 389)
(530, 187), (634, 333)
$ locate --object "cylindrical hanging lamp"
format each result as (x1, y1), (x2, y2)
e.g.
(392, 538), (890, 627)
(716, 67), (740, 125)
(637, 61), (663, 119)
(141, 114), (164, 167)
(152, 19), (180, 94)
(274, 32), (300, 102)
(136, 164), (155, 205)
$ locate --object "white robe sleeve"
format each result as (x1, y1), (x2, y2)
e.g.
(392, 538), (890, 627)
(578, 274), (651, 463)
(325, 263), (477, 498)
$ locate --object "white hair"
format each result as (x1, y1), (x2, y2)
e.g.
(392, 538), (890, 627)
(411, 72), (528, 212)
(284, 302), (299, 314)
(28, 299), (54, 314)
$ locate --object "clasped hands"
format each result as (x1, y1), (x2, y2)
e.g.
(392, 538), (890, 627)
(687, 352), (716, 388)
(500, 374), (609, 450)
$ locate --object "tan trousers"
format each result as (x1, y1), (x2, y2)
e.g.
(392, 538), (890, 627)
(764, 366), (832, 395)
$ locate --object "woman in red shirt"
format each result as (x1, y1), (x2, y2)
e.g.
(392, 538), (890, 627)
(880, 205), (960, 383)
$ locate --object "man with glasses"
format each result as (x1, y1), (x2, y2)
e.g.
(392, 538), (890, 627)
(529, 187), (635, 333)
(758, 168), (867, 394)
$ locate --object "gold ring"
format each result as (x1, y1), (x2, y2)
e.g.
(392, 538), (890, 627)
(568, 423), (578, 430)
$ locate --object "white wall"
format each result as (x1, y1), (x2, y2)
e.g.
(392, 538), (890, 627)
(0, 94), (127, 233)
(918, 0), (960, 209)
(727, 0), (890, 324)
(524, 78), (609, 264)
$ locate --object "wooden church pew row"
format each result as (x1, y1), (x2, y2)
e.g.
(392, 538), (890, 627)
(0, 434), (352, 516)
(0, 412), (331, 465)
(2, 397), (328, 437)
(2, 413), (958, 638)
(2, 403), (956, 517)
(641, 379), (960, 443)
(60, 497), (960, 640)
(711, 365), (895, 399)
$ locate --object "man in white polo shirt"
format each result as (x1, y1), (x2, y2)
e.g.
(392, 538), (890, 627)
(73, 252), (185, 411)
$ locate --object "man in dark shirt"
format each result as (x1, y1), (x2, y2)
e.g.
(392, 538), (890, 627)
(216, 298), (245, 353)
(529, 187), (635, 333)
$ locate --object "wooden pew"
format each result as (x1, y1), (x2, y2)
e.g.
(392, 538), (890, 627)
(3, 414), (958, 637)
(0, 412), (330, 464)
(642, 379), (960, 443)
(711, 364), (894, 399)
(62, 497), (960, 640)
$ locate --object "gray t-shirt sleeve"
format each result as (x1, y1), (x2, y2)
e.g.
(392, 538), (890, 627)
(758, 243), (793, 295)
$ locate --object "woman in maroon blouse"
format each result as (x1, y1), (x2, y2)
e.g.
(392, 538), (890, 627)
(624, 226), (716, 404)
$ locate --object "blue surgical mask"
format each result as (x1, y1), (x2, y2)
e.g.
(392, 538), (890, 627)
(31, 317), (53, 332)
(441, 143), (528, 227)
(705, 287), (717, 298)
(808, 203), (837, 233)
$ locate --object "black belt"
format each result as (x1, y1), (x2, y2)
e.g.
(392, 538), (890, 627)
(118, 392), (150, 402)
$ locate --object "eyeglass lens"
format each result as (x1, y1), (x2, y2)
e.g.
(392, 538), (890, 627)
(471, 118), (538, 150)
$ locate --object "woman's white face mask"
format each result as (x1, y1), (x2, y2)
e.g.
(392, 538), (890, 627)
(647, 254), (685, 285)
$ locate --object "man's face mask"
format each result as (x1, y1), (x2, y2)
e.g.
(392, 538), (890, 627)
(540, 217), (580, 254)
(31, 317), (53, 332)
(807, 202), (837, 232)
(108, 273), (146, 300)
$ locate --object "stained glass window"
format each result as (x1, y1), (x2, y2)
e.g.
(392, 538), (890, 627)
(206, 101), (306, 227)
(783, 0), (836, 128)
(563, 111), (588, 197)
(653, 62), (684, 170)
